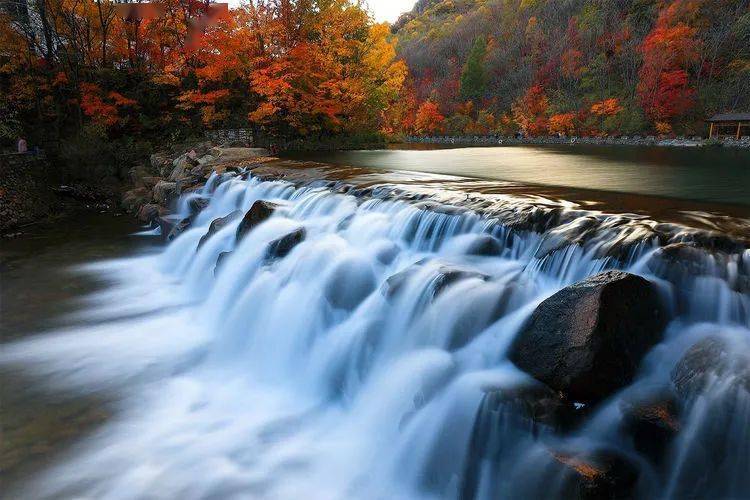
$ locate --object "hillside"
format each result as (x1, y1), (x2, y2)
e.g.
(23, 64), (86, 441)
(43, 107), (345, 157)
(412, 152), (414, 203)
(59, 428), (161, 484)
(393, 0), (750, 136)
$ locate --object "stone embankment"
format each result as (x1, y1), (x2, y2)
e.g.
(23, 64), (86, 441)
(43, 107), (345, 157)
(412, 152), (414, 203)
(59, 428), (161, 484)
(121, 142), (270, 224)
(0, 153), (56, 234)
(406, 134), (750, 148)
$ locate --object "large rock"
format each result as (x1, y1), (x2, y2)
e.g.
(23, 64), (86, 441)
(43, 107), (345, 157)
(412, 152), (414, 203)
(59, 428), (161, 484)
(509, 271), (667, 403)
(671, 336), (750, 401)
(198, 211), (241, 248)
(236, 200), (281, 241)
(153, 180), (179, 206)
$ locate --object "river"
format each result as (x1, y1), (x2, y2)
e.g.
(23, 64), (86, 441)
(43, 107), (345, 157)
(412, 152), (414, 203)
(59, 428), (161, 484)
(1, 158), (748, 499)
(283, 144), (750, 206)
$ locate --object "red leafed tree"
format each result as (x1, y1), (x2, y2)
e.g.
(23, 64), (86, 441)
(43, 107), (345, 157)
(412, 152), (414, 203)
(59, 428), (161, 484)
(80, 83), (120, 128)
(637, 1), (700, 123)
(414, 101), (445, 134)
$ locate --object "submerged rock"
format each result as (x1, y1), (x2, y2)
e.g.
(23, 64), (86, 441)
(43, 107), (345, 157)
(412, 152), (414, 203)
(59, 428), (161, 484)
(620, 393), (680, 465)
(324, 256), (377, 311)
(671, 336), (750, 401)
(550, 449), (639, 500)
(159, 216), (191, 242)
(198, 210), (241, 248)
(460, 384), (578, 500)
(465, 234), (502, 256)
(382, 261), (489, 300)
(509, 271), (668, 404)
(266, 227), (305, 259)
(483, 384), (575, 431)
(187, 197), (209, 217)
(236, 200), (281, 241)
(214, 251), (232, 276)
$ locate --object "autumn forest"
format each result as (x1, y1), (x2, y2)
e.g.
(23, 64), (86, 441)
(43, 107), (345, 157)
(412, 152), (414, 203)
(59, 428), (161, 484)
(2, 0), (750, 161)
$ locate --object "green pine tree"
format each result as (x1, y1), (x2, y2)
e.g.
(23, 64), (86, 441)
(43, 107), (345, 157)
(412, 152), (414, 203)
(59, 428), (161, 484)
(460, 37), (487, 102)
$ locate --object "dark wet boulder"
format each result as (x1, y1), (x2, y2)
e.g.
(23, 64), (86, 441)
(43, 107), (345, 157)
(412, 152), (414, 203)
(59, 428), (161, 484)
(550, 450), (639, 500)
(324, 256), (377, 311)
(671, 336), (750, 401)
(509, 271), (668, 403)
(266, 227), (305, 259)
(466, 234), (502, 256)
(198, 210), (241, 248)
(620, 393), (680, 465)
(236, 200), (281, 241)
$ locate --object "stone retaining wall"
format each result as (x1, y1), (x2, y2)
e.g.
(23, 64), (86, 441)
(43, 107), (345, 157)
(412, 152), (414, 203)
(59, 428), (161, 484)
(0, 153), (56, 233)
(204, 129), (253, 144)
(406, 134), (750, 148)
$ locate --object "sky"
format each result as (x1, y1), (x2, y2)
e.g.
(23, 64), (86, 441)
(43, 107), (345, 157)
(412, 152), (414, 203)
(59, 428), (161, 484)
(367, 0), (417, 23)
(224, 1), (417, 24)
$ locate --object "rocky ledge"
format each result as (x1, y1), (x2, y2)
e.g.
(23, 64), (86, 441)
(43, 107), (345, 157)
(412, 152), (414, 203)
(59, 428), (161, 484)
(121, 142), (271, 224)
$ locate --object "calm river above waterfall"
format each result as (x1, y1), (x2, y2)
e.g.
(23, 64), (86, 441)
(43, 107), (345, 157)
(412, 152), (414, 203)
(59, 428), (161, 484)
(284, 144), (750, 206)
(1, 153), (749, 499)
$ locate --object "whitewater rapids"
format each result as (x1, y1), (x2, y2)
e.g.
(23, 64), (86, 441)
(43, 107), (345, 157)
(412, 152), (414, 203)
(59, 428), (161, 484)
(2, 171), (749, 499)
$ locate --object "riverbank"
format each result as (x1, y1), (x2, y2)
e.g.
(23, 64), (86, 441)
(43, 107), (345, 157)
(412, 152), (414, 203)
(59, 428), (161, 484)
(0, 211), (155, 490)
(406, 134), (750, 149)
(0, 152), (123, 237)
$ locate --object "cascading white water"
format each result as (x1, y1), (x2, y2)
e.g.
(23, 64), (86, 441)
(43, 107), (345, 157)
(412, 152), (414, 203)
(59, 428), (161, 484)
(2, 171), (749, 499)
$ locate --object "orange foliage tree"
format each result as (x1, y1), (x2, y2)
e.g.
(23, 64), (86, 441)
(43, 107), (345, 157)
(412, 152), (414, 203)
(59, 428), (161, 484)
(512, 85), (549, 136)
(548, 113), (576, 136)
(414, 101), (445, 134)
(0, 0), (407, 148)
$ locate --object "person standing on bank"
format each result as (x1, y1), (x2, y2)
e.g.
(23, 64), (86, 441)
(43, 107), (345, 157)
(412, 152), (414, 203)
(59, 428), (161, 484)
(17, 137), (28, 153)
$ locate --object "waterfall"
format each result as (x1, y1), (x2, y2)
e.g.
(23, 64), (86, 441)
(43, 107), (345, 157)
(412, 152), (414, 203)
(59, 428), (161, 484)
(2, 171), (749, 499)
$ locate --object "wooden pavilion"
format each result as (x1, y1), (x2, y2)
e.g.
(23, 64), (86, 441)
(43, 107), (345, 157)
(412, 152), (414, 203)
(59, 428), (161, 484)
(707, 113), (750, 139)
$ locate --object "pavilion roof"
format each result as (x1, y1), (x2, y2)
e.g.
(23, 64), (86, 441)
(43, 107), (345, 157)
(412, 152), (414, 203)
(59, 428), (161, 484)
(706, 113), (750, 122)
